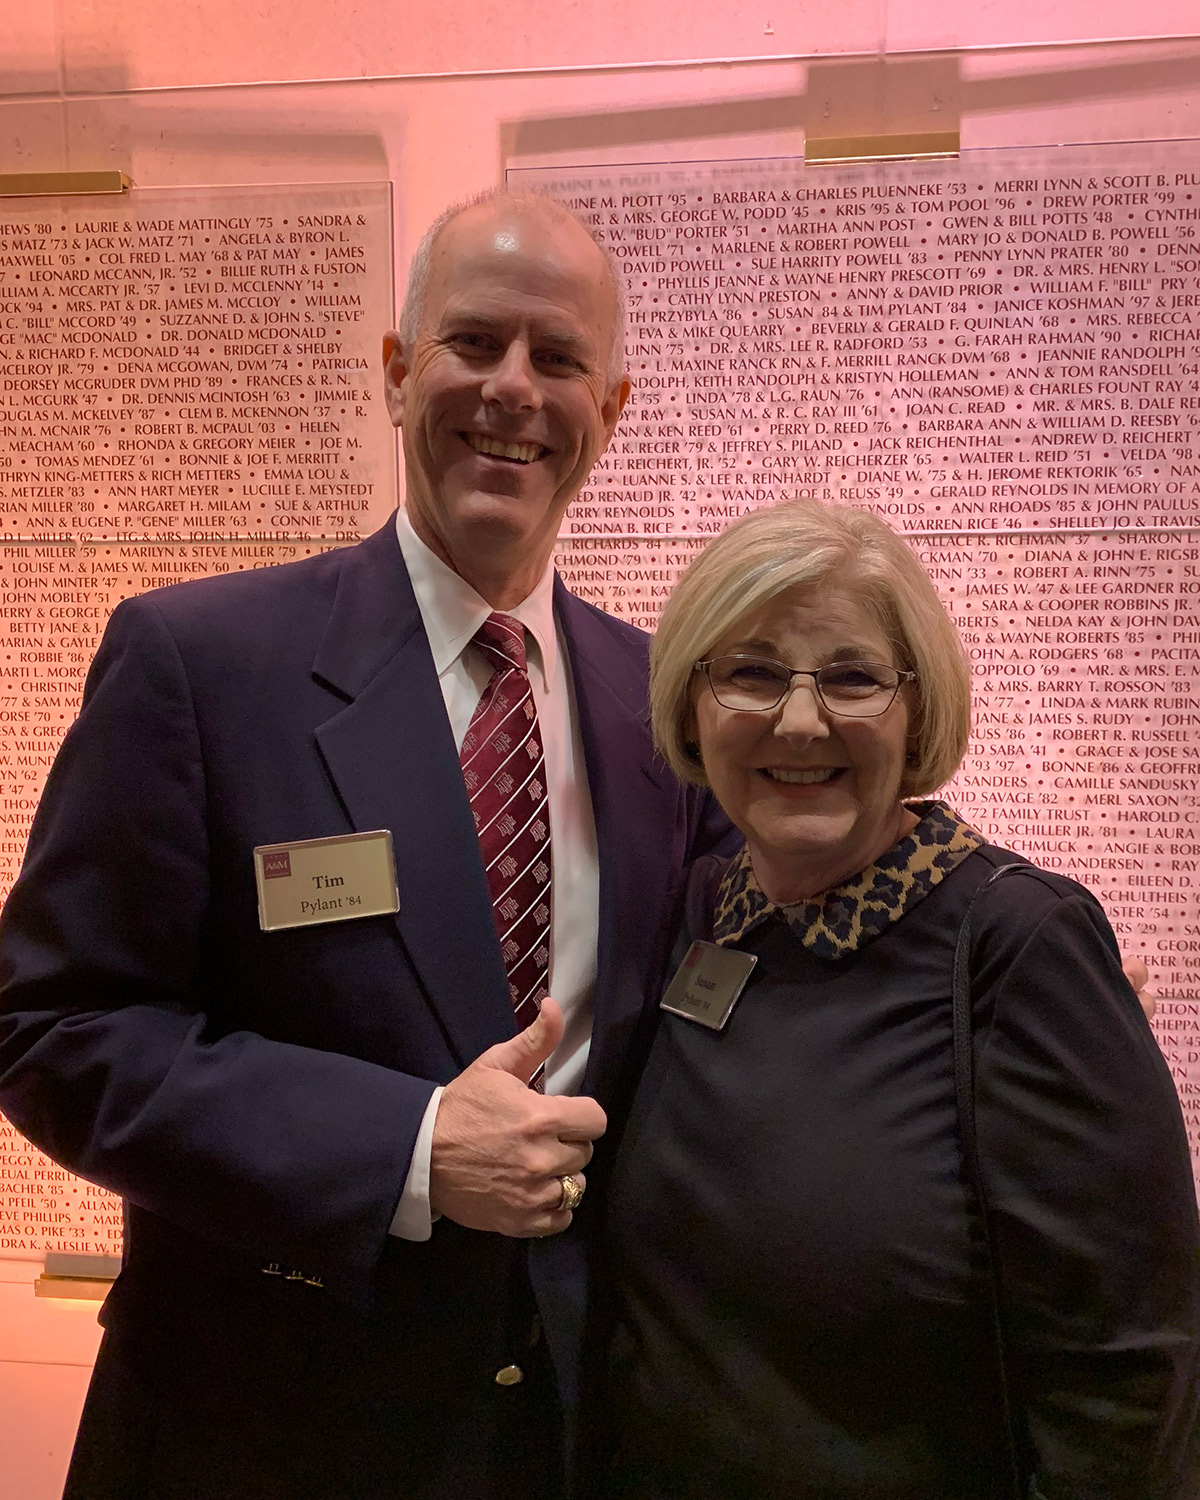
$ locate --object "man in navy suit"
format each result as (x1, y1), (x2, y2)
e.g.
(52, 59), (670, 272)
(0, 192), (731, 1499)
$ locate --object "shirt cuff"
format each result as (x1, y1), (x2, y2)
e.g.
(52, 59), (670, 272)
(389, 1085), (444, 1241)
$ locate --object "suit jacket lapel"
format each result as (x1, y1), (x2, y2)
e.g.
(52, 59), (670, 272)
(311, 524), (514, 1072)
(557, 585), (679, 1108)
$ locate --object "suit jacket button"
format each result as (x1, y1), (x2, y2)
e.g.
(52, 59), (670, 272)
(494, 1365), (524, 1386)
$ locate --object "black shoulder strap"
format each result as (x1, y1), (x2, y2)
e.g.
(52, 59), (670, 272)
(952, 861), (1039, 1500)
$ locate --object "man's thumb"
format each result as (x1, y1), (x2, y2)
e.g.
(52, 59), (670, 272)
(478, 997), (564, 1084)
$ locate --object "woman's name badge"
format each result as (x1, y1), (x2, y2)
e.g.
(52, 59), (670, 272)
(253, 830), (400, 932)
(659, 941), (758, 1031)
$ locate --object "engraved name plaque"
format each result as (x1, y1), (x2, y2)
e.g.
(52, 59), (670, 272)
(0, 181), (395, 1258)
(512, 143), (1200, 1183)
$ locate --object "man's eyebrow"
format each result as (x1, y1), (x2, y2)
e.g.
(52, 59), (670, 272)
(540, 329), (590, 356)
(439, 312), (593, 357)
(439, 311), (501, 333)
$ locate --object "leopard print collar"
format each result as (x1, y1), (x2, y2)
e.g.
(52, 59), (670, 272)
(712, 801), (984, 959)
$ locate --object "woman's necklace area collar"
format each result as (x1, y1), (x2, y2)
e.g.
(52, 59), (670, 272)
(712, 801), (985, 960)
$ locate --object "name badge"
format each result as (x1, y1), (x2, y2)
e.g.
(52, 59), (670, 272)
(659, 940), (758, 1031)
(253, 830), (400, 932)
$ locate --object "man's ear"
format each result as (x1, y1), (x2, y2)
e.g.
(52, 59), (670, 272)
(601, 374), (632, 443)
(382, 331), (408, 428)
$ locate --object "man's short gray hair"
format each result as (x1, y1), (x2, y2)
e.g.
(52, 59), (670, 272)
(397, 189), (627, 386)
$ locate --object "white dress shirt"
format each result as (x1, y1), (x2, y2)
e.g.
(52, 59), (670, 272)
(389, 507), (601, 1240)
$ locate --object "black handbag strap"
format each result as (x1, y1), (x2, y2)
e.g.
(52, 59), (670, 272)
(952, 861), (1041, 1500)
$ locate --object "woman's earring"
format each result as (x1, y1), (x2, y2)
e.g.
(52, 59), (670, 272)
(684, 740), (702, 764)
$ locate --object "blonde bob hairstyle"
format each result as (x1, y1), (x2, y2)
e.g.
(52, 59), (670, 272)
(649, 498), (971, 797)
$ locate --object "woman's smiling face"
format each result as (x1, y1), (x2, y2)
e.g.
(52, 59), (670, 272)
(694, 585), (915, 903)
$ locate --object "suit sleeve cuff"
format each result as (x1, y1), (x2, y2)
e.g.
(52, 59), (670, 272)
(388, 1085), (444, 1241)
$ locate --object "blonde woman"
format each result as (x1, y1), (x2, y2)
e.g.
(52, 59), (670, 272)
(598, 500), (1199, 1500)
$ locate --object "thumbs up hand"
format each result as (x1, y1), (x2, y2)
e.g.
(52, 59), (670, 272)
(429, 999), (607, 1237)
(478, 994), (565, 1086)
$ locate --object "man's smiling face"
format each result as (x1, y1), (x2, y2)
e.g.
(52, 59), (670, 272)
(385, 202), (628, 599)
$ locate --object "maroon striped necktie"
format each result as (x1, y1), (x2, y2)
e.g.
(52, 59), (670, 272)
(461, 613), (552, 1058)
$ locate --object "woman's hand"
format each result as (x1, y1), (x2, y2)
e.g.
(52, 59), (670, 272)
(1120, 953), (1155, 1021)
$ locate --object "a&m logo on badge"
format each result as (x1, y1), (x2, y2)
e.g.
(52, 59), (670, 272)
(262, 849), (292, 880)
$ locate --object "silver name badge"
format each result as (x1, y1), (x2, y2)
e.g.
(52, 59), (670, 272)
(659, 940), (758, 1031)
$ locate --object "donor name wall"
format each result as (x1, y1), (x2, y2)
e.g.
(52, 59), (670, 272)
(1, 142), (1200, 1259)
(0, 182), (394, 1258)
(511, 140), (1200, 1184)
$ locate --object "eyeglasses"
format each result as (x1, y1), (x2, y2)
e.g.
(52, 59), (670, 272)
(694, 656), (916, 717)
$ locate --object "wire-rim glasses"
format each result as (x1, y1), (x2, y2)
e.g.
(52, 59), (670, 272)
(694, 655), (916, 718)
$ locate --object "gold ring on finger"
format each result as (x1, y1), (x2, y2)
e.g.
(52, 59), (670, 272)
(557, 1174), (585, 1212)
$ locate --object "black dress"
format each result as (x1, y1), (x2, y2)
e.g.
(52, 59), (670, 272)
(601, 805), (1200, 1500)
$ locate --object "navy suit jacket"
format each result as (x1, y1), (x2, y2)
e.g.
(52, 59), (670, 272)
(0, 518), (733, 1498)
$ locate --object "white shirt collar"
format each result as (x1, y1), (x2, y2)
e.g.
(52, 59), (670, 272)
(394, 507), (558, 690)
